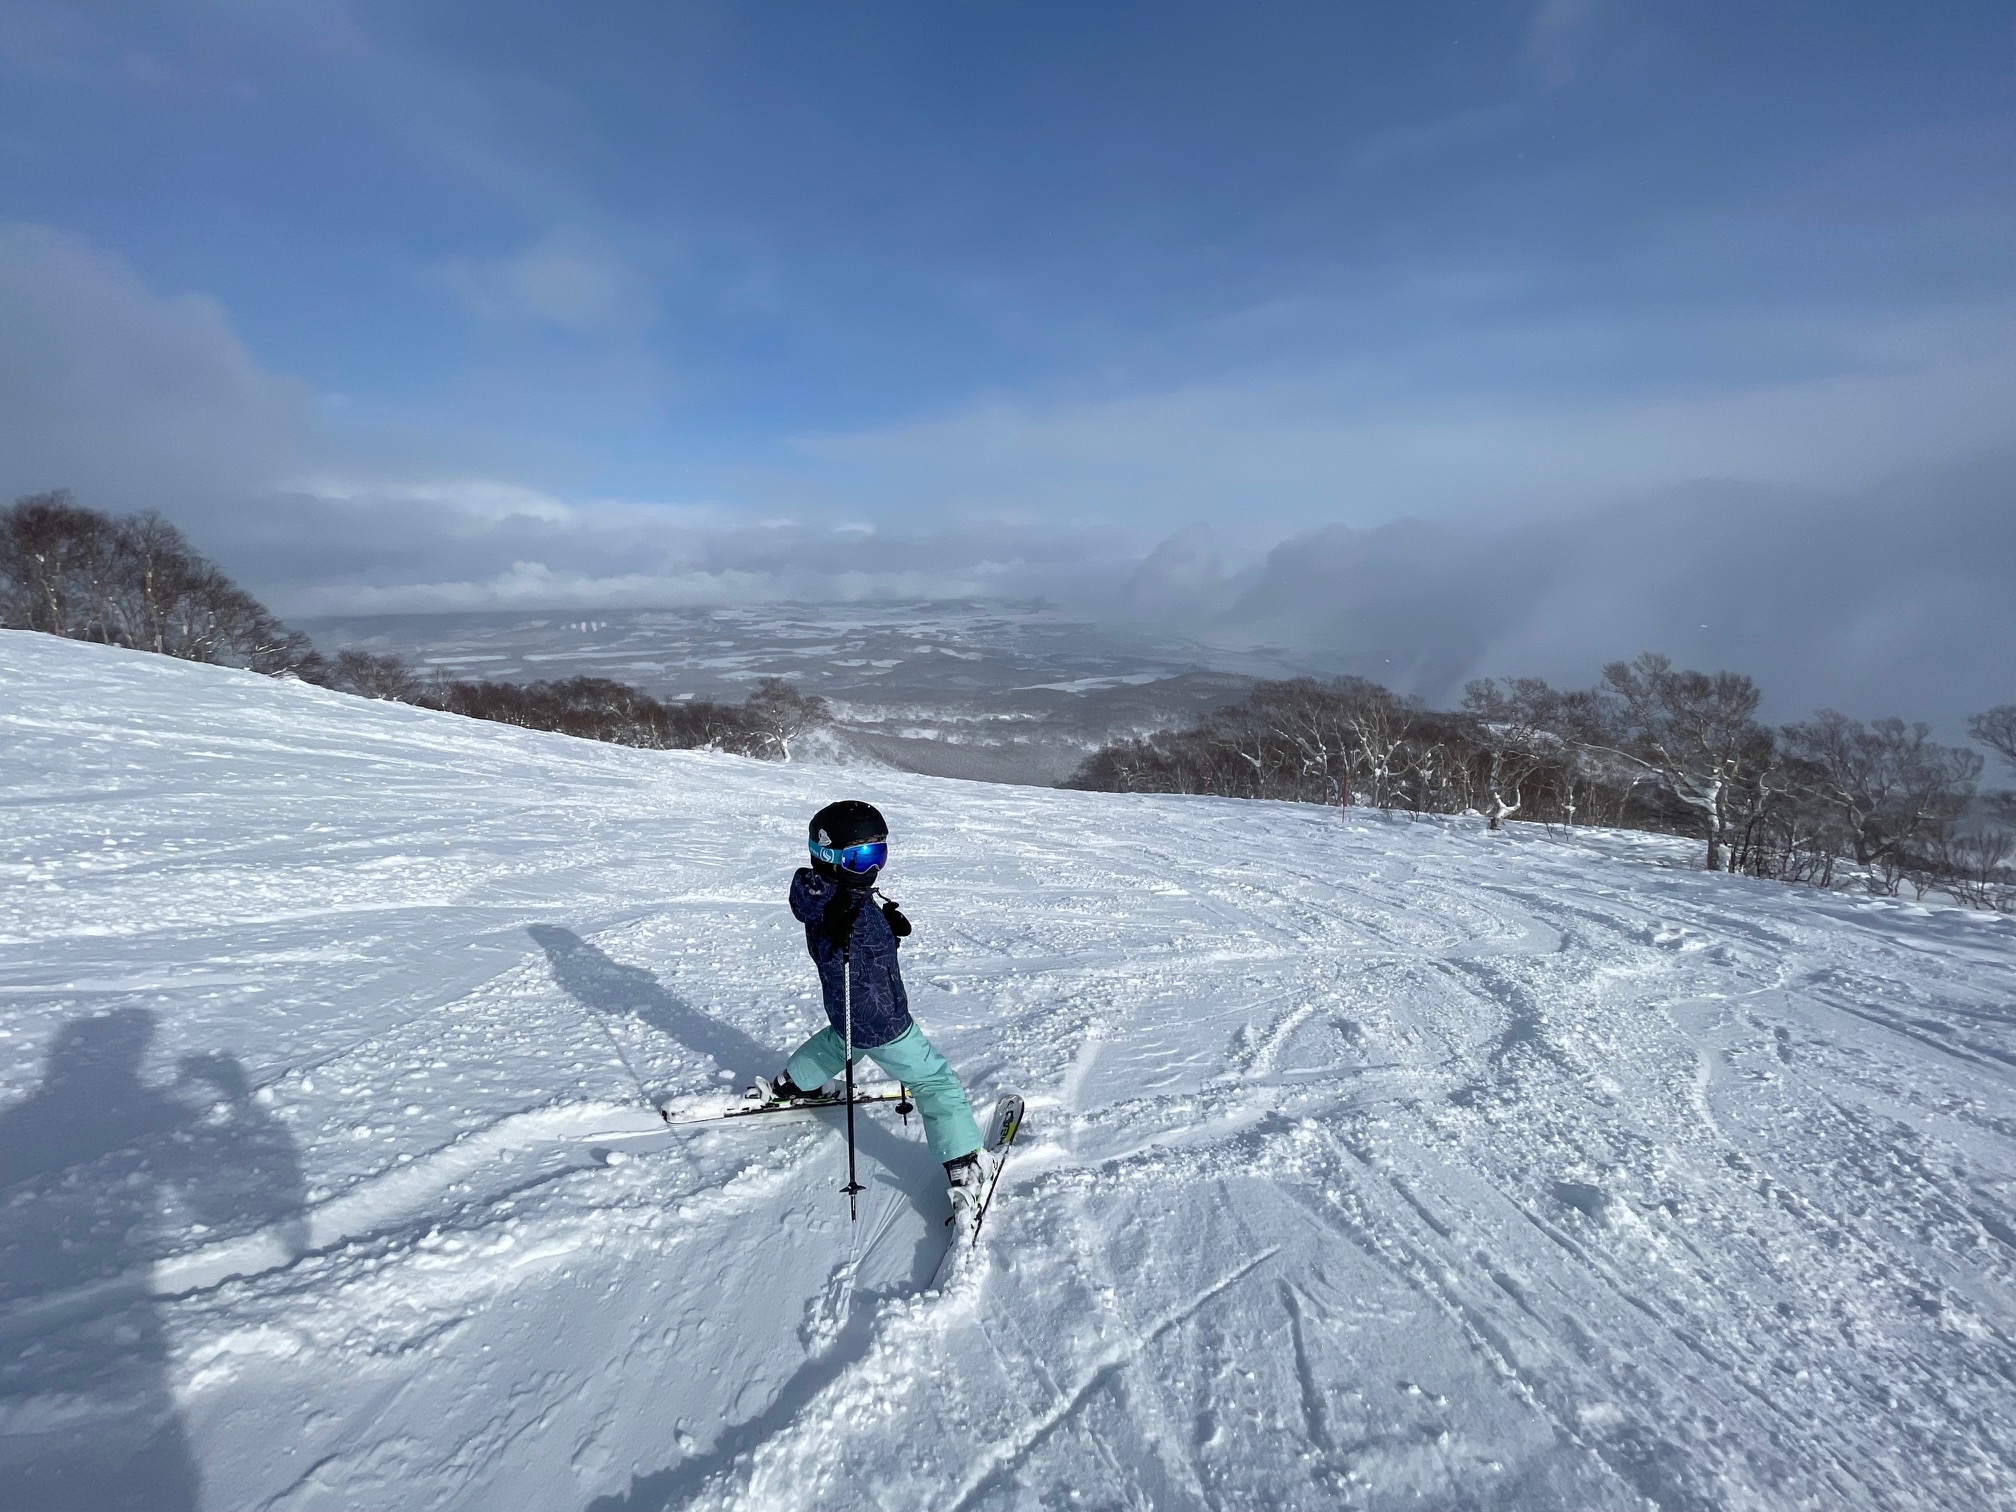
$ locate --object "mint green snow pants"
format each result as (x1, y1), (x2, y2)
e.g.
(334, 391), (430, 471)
(784, 1022), (982, 1163)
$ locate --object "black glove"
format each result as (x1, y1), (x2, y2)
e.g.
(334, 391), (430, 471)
(880, 900), (912, 939)
(818, 888), (866, 951)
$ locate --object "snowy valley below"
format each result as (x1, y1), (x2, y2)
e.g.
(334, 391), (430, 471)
(3, 628), (2015, 1511)
(295, 602), (1317, 787)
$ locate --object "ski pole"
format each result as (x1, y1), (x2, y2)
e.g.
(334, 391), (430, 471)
(841, 945), (864, 1219)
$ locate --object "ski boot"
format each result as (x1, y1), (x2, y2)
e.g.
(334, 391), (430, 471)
(747, 1071), (827, 1107)
(944, 1148), (997, 1228)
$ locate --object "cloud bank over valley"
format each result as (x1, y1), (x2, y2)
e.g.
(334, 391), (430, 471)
(2, 218), (2011, 730)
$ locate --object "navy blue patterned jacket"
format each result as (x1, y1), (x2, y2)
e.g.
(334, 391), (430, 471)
(789, 867), (912, 1049)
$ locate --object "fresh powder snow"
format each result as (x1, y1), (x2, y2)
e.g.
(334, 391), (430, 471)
(3, 628), (2014, 1511)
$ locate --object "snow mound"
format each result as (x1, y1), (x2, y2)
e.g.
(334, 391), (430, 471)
(3, 629), (2014, 1511)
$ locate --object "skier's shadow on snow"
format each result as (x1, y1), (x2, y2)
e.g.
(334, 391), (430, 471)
(529, 925), (775, 1084)
(0, 1009), (310, 1512)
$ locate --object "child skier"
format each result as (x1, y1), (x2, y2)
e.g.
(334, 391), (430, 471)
(757, 800), (992, 1210)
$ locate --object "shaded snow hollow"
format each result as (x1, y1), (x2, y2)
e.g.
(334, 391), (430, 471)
(3, 628), (2015, 1511)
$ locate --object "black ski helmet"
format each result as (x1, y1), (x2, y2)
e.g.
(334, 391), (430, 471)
(808, 799), (888, 885)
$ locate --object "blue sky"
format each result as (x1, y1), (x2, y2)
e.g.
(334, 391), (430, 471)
(0, 0), (2011, 616)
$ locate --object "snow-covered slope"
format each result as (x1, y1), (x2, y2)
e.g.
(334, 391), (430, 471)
(3, 628), (2014, 1512)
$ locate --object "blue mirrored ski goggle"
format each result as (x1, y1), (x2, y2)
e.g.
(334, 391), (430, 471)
(809, 838), (888, 874)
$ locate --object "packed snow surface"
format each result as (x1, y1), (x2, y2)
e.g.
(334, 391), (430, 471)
(4, 629), (2015, 1512)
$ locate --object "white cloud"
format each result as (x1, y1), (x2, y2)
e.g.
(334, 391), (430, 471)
(0, 222), (314, 507)
(443, 231), (659, 334)
(0, 225), (1137, 615)
(279, 556), (1041, 616)
(791, 302), (2016, 532)
(259, 469), (1137, 615)
(1348, 102), (1529, 176)
(1206, 447), (2016, 732)
(293, 476), (578, 526)
(1522, 0), (1603, 88)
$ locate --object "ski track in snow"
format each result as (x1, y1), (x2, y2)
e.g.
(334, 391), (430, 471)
(3, 630), (2016, 1511)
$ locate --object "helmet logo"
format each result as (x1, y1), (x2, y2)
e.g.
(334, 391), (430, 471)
(816, 829), (831, 846)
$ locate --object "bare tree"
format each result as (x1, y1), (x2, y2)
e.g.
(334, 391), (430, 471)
(1595, 653), (1774, 870)
(1, 493), (317, 674)
(1930, 829), (2014, 911)
(1971, 705), (2016, 828)
(1243, 678), (1357, 805)
(1408, 710), (1477, 816)
(330, 650), (423, 702)
(1972, 705), (2016, 770)
(1328, 677), (1418, 811)
(115, 511), (196, 654)
(1779, 711), (1980, 889)
(1208, 697), (1284, 800)
(1722, 758), (1844, 887)
(741, 678), (830, 762)
(0, 491), (117, 638)
(1461, 677), (1568, 830)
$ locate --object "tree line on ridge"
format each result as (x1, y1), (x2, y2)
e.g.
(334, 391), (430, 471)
(0, 492), (829, 762)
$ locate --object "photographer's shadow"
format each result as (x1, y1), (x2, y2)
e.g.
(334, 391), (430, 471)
(0, 1010), (308, 1512)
